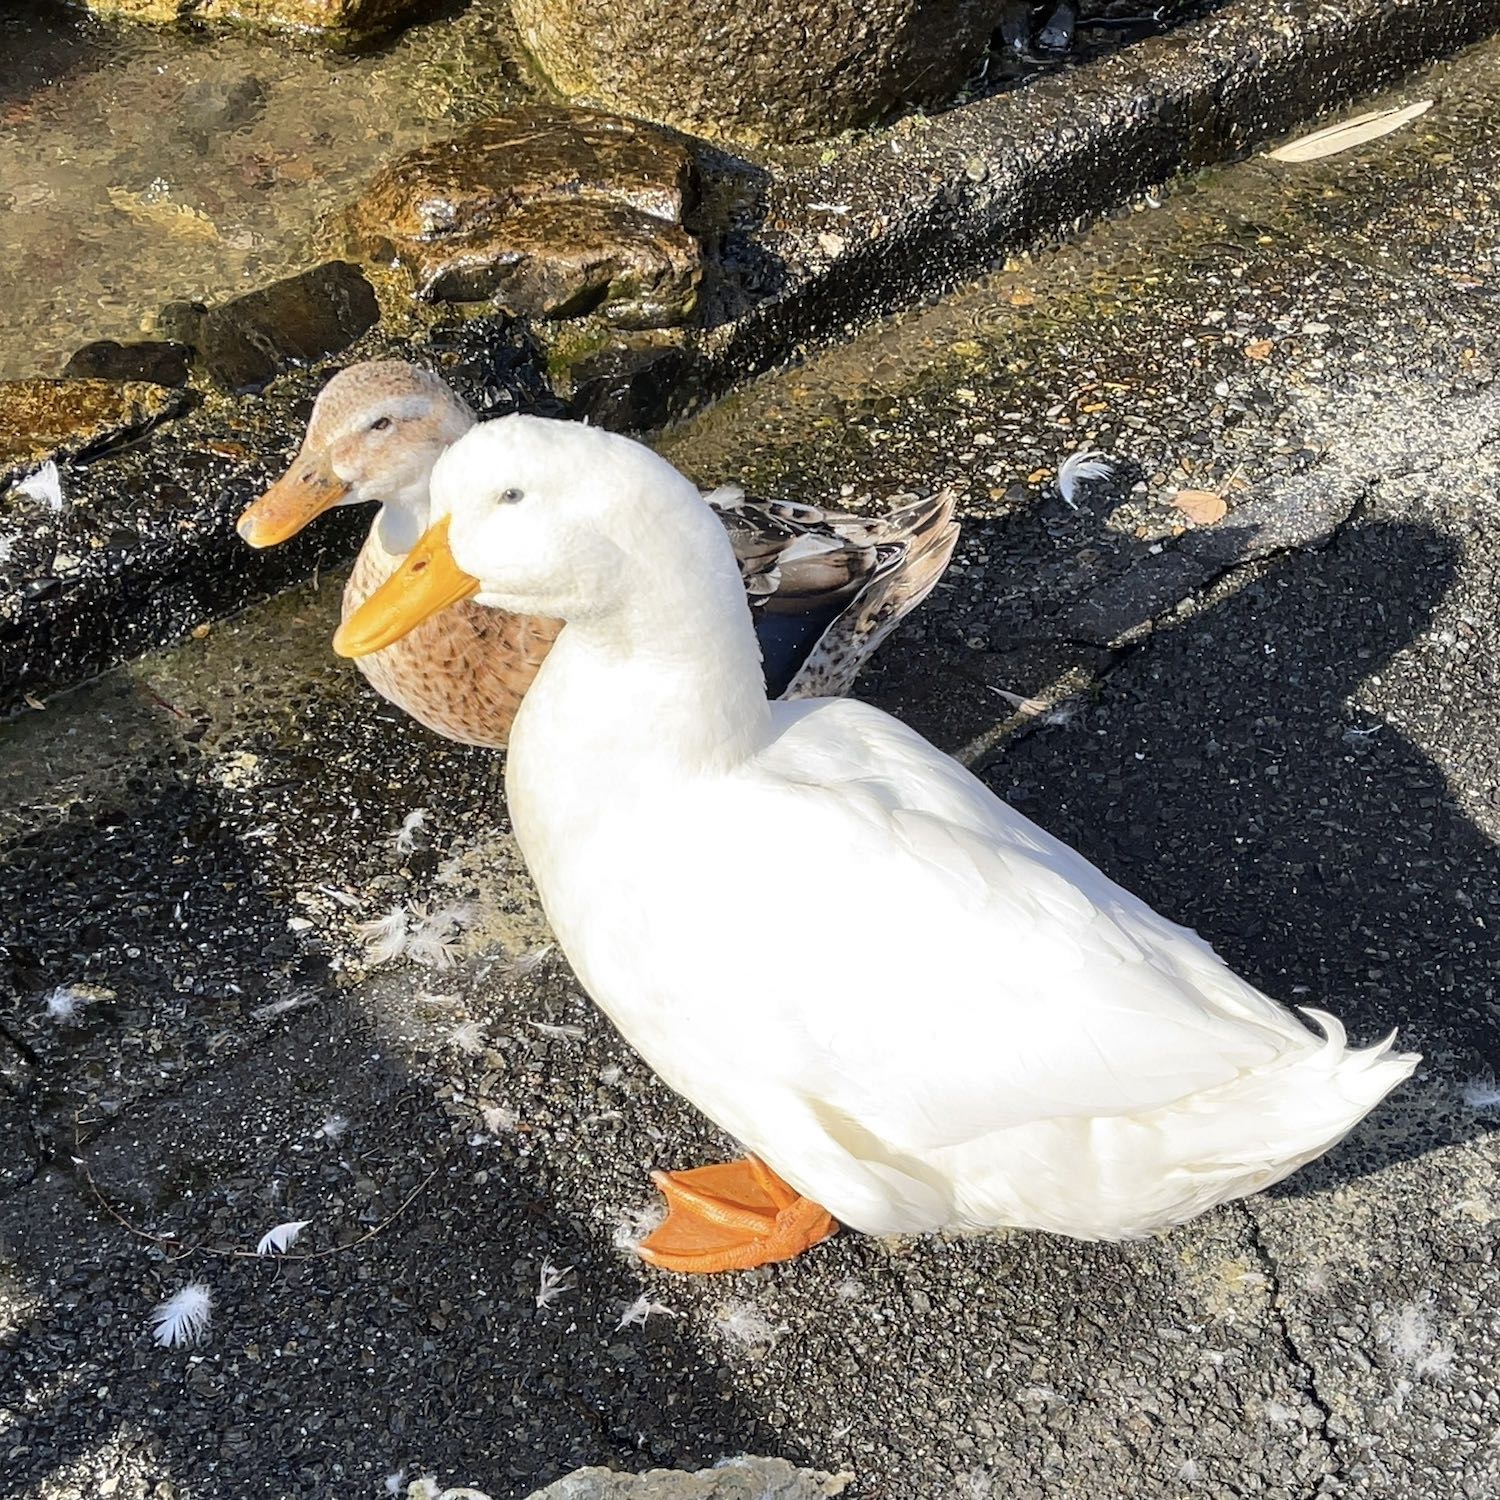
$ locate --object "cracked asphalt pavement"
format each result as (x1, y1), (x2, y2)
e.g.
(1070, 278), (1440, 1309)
(4, 38), (1500, 1500)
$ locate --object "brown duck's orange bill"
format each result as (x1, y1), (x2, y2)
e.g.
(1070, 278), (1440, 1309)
(237, 460), (350, 548)
(332, 516), (481, 658)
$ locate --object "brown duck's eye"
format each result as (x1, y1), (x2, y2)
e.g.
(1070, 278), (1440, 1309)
(500, 487), (525, 504)
(370, 416), (392, 432)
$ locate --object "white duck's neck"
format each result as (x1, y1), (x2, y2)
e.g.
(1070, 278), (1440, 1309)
(512, 532), (771, 780)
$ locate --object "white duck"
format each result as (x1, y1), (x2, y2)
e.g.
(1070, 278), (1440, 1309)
(237, 361), (957, 746)
(333, 415), (1418, 1274)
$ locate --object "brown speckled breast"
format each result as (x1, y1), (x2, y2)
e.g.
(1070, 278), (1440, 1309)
(343, 537), (562, 749)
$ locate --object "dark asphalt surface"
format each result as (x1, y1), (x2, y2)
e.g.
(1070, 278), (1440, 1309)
(5, 38), (1500, 1500)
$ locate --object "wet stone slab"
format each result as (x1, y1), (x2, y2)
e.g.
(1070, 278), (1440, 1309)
(0, 379), (184, 483)
(193, 261), (382, 394)
(0, 313), (561, 717)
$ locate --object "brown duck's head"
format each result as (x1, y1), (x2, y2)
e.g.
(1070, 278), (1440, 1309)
(236, 360), (474, 550)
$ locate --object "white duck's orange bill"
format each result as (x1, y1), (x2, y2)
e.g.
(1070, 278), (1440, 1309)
(237, 459), (350, 548)
(332, 516), (480, 658)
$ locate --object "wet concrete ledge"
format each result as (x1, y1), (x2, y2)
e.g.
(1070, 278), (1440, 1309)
(2, 0), (1499, 714)
(699, 0), (1500, 396)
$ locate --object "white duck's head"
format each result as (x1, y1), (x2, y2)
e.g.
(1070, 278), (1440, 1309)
(237, 361), (474, 554)
(332, 414), (740, 659)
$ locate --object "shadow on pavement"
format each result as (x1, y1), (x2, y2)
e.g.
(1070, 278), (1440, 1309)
(968, 513), (1499, 1190)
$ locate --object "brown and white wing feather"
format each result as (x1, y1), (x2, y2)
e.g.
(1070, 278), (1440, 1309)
(708, 488), (958, 700)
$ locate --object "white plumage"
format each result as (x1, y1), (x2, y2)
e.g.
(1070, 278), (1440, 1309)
(339, 415), (1417, 1251)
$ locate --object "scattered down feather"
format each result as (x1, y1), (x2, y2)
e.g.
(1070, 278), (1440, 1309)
(1056, 450), (1115, 508)
(41, 985), (88, 1024)
(14, 460), (63, 511)
(149, 1283), (213, 1347)
(534, 1261), (574, 1309)
(616, 1295), (674, 1330)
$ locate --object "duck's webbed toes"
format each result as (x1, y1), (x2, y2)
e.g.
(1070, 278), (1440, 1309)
(637, 1158), (838, 1273)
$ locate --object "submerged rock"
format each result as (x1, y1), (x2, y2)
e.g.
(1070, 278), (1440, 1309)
(340, 105), (700, 327)
(509, 0), (1002, 143)
(196, 262), (380, 393)
(0, 379), (182, 482)
(81, 0), (439, 37)
(62, 340), (192, 388)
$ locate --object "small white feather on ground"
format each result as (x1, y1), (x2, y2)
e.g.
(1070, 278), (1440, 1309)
(355, 905), (410, 965)
(394, 808), (429, 855)
(526, 1018), (586, 1041)
(1056, 449), (1115, 508)
(616, 1294), (674, 1330)
(446, 1019), (488, 1055)
(502, 944), (555, 979)
(149, 1283), (213, 1347)
(534, 1261), (574, 1310)
(14, 460), (64, 511)
(256, 1219), (310, 1256)
(1379, 1298), (1456, 1379)
(407, 903), (474, 969)
(713, 1300), (787, 1352)
(250, 993), (317, 1021)
(314, 1113), (349, 1142)
(40, 985), (89, 1025)
(1461, 1076), (1500, 1110)
(1267, 99), (1433, 162)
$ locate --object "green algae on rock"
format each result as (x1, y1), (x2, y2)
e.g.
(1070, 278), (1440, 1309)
(508, 0), (1003, 143)
(80, 0), (443, 38)
(338, 104), (701, 326)
(0, 378), (183, 482)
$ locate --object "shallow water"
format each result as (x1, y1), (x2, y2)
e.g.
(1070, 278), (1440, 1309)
(0, 0), (1205, 384)
(0, 0), (529, 380)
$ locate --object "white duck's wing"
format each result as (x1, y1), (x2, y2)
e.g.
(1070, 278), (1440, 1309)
(707, 487), (959, 700)
(744, 699), (1316, 1153)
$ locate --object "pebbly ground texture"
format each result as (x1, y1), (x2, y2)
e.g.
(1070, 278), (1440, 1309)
(5, 40), (1500, 1500)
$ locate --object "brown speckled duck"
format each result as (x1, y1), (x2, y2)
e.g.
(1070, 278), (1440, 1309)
(237, 361), (958, 747)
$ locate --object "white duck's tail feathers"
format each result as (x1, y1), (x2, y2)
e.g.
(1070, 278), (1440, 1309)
(1295, 1007), (1419, 1108)
(1140, 1013), (1419, 1230)
(1003, 1011), (1420, 1242)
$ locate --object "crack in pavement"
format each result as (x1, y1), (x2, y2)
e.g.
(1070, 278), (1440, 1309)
(1240, 1200), (1344, 1498)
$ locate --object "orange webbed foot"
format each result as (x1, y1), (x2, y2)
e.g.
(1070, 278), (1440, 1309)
(636, 1157), (838, 1274)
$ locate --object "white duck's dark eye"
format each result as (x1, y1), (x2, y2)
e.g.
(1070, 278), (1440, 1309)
(500, 487), (525, 504)
(370, 416), (392, 432)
